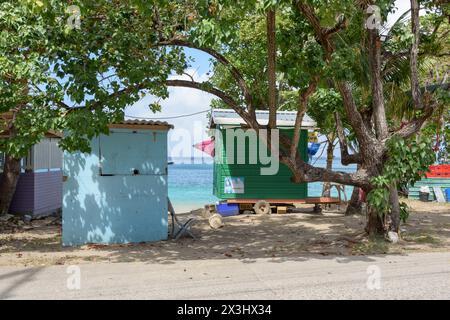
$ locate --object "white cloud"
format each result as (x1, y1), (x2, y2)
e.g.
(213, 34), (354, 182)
(125, 69), (215, 160)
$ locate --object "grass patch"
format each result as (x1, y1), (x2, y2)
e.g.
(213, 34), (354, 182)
(352, 236), (390, 255)
(0, 234), (62, 253)
(402, 233), (440, 244)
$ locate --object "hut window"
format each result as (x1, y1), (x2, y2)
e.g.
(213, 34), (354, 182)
(32, 139), (50, 171)
(31, 138), (62, 172)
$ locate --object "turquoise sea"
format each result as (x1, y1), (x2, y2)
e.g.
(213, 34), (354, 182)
(168, 157), (357, 211)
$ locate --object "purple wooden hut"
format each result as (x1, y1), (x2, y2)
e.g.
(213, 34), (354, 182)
(0, 133), (63, 217)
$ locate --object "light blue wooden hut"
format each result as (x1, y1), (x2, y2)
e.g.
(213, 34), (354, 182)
(62, 120), (173, 246)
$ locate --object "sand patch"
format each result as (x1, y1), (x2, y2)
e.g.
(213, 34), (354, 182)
(0, 199), (449, 267)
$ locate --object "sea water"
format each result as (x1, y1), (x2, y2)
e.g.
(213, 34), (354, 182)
(168, 157), (357, 212)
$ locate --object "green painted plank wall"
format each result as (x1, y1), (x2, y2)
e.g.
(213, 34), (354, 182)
(213, 128), (309, 200)
(408, 178), (450, 201)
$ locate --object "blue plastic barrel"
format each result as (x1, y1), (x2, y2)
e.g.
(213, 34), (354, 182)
(445, 188), (450, 202)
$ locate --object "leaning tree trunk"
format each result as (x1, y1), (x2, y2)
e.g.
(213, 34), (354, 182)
(322, 135), (335, 197)
(345, 186), (362, 215)
(0, 154), (21, 215)
(345, 164), (363, 215)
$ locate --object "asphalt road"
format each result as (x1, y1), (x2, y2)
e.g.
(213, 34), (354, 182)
(0, 252), (449, 299)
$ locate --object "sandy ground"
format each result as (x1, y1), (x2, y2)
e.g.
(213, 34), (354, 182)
(0, 199), (449, 267)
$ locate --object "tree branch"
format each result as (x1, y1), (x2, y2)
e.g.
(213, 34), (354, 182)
(165, 79), (259, 129)
(294, 1), (346, 60)
(324, 14), (347, 36)
(295, 1), (334, 60)
(391, 104), (434, 139)
(279, 133), (370, 189)
(410, 0), (423, 109)
(157, 38), (254, 116)
(280, 153), (371, 189)
(334, 112), (362, 165)
(290, 78), (318, 160)
(336, 81), (377, 147)
(166, 79), (238, 108)
(368, 25), (389, 139)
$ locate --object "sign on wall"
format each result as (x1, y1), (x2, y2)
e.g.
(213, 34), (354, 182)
(224, 177), (245, 194)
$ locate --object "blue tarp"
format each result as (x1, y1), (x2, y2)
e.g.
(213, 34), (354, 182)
(308, 143), (321, 156)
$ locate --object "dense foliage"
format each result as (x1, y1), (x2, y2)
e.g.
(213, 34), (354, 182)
(367, 136), (436, 223)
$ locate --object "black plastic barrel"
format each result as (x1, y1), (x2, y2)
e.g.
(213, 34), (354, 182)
(419, 191), (429, 202)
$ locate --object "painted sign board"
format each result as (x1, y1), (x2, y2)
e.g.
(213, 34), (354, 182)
(224, 177), (245, 194)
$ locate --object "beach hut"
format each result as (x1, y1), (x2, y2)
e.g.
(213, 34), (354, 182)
(209, 109), (334, 214)
(408, 165), (450, 202)
(62, 120), (173, 246)
(0, 113), (63, 217)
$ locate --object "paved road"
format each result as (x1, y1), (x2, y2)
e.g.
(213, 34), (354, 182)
(0, 252), (449, 299)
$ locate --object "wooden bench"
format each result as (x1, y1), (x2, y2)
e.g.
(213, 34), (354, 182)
(226, 197), (342, 214)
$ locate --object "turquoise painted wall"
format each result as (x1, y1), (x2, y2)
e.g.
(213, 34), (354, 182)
(408, 178), (450, 201)
(62, 128), (169, 246)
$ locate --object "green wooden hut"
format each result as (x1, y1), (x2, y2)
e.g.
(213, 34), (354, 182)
(209, 109), (316, 211)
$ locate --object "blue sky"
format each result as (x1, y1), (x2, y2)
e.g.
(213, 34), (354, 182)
(125, 0), (412, 159)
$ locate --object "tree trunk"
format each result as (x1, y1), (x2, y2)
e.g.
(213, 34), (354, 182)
(366, 206), (384, 237)
(410, 0), (423, 109)
(345, 163), (363, 215)
(266, 9), (277, 129)
(388, 184), (400, 233)
(0, 154), (21, 216)
(368, 26), (388, 140)
(322, 138), (334, 197)
(345, 186), (363, 215)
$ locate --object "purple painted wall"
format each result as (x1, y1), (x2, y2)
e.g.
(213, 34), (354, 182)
(8, 173), (35, 214)
(0, 171), (62, 217)
(34, 171), (63, 216)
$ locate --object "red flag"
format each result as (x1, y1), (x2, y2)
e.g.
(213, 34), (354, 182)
(193, 138), (215, 157)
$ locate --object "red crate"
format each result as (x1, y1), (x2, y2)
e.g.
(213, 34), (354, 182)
(426, 165), (450, 178)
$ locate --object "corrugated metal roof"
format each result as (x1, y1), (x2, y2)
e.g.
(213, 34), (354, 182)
(114, 120), (174, 129)
(210, 109), (316, 129)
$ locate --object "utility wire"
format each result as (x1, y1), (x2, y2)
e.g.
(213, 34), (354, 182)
(125, 109), (210, 120)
